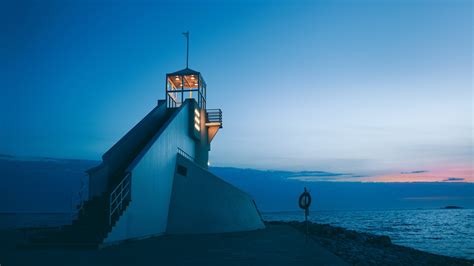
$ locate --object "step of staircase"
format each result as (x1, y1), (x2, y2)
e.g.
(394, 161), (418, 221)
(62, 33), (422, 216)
(25, 172), (132, 249)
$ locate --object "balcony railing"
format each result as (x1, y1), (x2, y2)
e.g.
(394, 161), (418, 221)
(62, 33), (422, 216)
(206, 109), (222, 128)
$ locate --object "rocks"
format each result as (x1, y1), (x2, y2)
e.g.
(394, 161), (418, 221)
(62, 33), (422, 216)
(343, 229), (358, 240)
(266, 221), (473, 266)
(366, 235), (391, 247)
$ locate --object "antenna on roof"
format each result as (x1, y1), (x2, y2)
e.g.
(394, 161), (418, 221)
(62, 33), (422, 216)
(182, 31), (189, 68)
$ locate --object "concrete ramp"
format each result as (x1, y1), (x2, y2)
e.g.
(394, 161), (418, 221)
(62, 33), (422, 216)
(87, 100), (176, 198)
(166, 154), (265, 234)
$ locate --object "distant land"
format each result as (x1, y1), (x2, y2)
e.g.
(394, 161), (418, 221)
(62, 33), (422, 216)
(0, 155), (473, 213)
(442, 206), (463, 209)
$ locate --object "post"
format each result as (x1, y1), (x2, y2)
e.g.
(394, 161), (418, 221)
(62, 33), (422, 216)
(181, 75), (184, 105)
(305, 207), (309, 243)
(298, 187), (312, 244)
(183, 31), (189, 68)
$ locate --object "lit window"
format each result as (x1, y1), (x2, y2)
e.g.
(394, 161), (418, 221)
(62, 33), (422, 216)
(194, 108), (201, 132)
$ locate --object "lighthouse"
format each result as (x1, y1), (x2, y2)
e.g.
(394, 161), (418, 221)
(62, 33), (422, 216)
(30, 35), (265, 247)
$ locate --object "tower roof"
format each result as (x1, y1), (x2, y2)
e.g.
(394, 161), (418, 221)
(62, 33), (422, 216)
(167, 67), (201, 77)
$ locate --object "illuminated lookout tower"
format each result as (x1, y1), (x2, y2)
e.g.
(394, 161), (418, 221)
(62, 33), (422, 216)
(165, 32), (222, 146)
(166, 68), (206, 109)
(165, 31), (206, 109)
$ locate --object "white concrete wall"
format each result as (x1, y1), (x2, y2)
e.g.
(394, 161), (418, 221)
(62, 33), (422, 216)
(104, 103), (195, 243)
(166, 155), (265, 234)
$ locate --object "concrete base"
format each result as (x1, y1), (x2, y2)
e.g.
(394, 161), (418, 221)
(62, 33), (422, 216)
(166, 154), (265, 234)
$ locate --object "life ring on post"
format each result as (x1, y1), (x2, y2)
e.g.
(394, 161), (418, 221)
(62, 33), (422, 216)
(298, 189), (312, 210)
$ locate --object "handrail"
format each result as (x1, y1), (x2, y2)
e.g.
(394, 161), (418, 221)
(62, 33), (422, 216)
(177, 147), (210, 171)
(109, 172), (131, 225)
(177, 147), (195, 162)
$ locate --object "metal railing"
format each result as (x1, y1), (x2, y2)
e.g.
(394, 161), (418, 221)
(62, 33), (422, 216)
(109, 172), (131, 225)
(177, 147), (196, 162)
(177, 147), (211, 171)
(167, 93), (179, 108)
(206, 109), (222, 127)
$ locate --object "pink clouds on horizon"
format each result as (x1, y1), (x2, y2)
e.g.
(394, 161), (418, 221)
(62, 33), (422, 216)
(360, 163), (473, 183)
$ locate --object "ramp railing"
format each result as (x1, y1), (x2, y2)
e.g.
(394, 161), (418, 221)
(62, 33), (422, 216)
(177, 147), (196, 162)
(177, 147), (211, 171)
(109, 172), (131, 225)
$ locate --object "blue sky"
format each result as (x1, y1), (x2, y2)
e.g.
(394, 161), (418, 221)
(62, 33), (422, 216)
(1, 0), (472, 181)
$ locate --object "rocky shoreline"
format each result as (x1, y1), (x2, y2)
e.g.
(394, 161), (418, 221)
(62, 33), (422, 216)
(270, 221), (473, 266)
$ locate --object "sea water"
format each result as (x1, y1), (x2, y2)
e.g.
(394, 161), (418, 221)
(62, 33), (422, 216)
(263, 208), (474, 260)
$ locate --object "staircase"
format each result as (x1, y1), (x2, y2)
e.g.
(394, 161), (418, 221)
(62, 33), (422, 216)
(28, 173), (131, 249)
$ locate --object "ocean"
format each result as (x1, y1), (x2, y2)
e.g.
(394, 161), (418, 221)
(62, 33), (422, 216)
(1, 209), (472, 260)
(263, 208), (474, 260)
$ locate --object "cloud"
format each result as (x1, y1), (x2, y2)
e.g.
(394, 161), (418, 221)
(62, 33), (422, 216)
(289, 171), (346, 177)
(287, 171), (365, 181)
(400, 170), (428, 174)
(442, 177), (465, 182)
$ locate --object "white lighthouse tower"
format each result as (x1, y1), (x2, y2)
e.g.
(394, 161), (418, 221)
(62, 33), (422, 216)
(31, 35), (265, 247)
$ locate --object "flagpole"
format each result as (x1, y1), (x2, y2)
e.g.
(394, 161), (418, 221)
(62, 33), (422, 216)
(183, 31), (189, 68)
